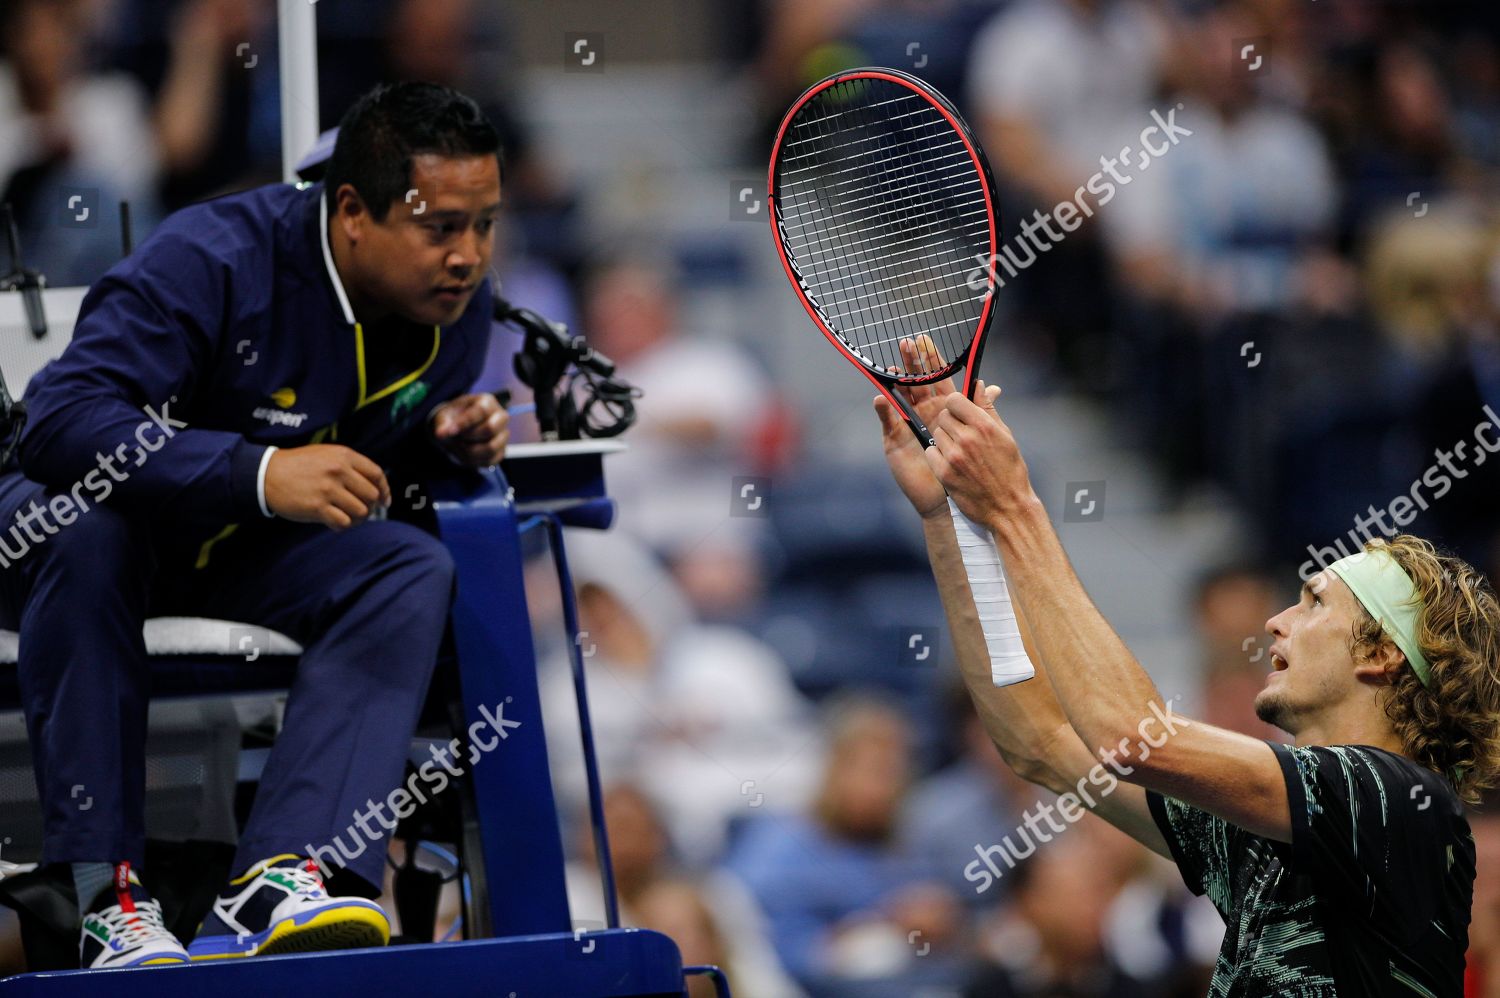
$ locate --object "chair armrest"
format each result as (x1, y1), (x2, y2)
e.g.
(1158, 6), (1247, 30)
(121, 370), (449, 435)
(426, 465), (513, 512)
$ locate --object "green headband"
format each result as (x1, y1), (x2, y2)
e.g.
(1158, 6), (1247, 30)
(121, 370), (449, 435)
(1327, 550), (1431, 688)
(1327, 549), (1461, 785)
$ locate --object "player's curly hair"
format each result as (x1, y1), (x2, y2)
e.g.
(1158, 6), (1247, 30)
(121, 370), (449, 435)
(1350, 535), (1500, 803)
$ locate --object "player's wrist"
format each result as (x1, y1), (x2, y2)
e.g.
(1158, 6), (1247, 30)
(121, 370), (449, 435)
(919, 508), (958, 549)
(986, 490), (1047, 548)
(919, 502), (949, 522)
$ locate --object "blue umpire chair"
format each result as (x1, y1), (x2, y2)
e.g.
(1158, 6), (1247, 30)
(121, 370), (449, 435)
(0, 285), (730, 996)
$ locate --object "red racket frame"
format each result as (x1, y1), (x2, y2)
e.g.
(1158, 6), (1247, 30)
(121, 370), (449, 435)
(768, 67), (1001, 447)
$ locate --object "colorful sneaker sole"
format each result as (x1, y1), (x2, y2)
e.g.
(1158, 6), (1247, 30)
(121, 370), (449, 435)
(188, 901), (389, 960)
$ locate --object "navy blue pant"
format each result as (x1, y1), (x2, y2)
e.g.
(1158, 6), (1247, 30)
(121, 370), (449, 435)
(0, 473), (455, 891)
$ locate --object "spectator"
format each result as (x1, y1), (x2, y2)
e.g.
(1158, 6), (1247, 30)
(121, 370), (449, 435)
(726, 697), (965, 993)
(541, 528), (820, 866)
(1339, 41), (1457, 245)
(898, 683), (1027, 910)
(1107, 7), (1338, 317)
(1193, 564), (1287, 741)
(637, 876), (806, 998)
(1091, 817), (1221, 995)
(965, 0), (1168, 382)
(1403, 226), (1500, 579)
(967, 0), (1166, 214)
(0, 0), (162, 285)
(1363, 207), (1490, 369)
(103, 0), (279, 210)
(579, 257), (778, 615)
(565, 785), (806, 998)
(964, 830), (1153, 998)
(565, 783), (675, 928)
(1450, 33), (1500, 175)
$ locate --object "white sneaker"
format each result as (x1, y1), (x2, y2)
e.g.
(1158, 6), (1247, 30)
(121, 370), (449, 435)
(79, 862), (189, 968)
(187, 853), (389, 959)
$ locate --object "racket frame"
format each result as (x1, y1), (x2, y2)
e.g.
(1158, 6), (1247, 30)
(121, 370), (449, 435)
(768, 66), (1002, 448)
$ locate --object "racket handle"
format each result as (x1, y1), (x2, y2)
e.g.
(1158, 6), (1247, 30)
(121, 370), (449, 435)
(947, 497), (1035, 687)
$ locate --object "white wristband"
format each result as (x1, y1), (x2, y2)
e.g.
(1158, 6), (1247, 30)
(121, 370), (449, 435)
(256, 445), (278, 518)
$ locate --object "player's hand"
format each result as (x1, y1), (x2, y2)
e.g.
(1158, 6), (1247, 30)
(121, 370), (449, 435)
(875, 336), (1001, 521)
(925, 377), (1027, 530)
(264, 444), (391, 531)
(431, 393), (510, 467)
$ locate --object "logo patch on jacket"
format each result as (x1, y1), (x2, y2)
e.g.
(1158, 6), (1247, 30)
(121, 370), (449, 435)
(253, 386), (308, 428)
(391, 380), (430, 425)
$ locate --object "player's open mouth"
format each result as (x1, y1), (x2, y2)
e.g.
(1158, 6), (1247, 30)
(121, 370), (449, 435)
(1270, 652), (1289, 673)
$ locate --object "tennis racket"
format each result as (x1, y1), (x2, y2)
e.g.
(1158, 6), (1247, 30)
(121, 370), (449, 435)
(768, 67), (1034, 688)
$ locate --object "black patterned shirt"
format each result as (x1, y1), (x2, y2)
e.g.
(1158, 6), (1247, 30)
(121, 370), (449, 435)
(1147, 744), (1473, 997)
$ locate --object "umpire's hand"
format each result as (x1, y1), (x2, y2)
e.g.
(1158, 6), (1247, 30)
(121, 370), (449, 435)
(265, 444), (391, 530)
(430, 393), (510, 467)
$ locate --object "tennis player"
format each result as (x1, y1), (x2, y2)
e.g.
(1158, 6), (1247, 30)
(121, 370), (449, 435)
(0, 81), (506, 967)
(876, 342), (1500, 995)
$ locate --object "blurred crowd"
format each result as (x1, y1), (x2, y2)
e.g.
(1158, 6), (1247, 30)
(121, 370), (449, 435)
(3, 0), (1500, 995)
(957, 0), (1500, 586)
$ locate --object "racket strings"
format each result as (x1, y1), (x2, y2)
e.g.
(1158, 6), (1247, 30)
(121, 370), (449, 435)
(781, 175), (984, 246)
(774, 77), (992, 381)
(794, 83), (930, 368)
(778, 91), (923, 134)
(845, 82), (965, 359)
(779, 135), (972, 191)
(780, 186), (990, 268)
(806, 80), (912, 361)
(868, 84), (983, 367)
(840, 81), (942, 360)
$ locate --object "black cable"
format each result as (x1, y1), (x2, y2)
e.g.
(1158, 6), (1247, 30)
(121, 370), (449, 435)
(569, 366), (639, 439)
(494, 296), (640, 440)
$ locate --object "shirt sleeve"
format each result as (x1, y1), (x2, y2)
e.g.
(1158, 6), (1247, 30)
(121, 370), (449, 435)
(1271, 743), (1440, 920)
(17, 230), (268, 526)
(1147, 790), (1242, 914)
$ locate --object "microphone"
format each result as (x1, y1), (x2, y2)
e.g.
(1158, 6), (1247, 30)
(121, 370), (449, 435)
(0, 203), (47, 340)
(492, 295), (615, 377)
(492, 295), (638, 440)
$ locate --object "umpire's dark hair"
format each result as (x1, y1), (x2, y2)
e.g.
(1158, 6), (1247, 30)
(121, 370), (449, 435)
(324, 82), (502, 222)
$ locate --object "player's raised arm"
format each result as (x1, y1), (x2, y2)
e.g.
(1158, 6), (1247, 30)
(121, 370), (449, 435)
(876, 338), (1168, 855)
(924, 388), (1301, 841)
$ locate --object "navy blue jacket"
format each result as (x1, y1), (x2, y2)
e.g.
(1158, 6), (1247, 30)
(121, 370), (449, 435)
(14, 181), (491, 554)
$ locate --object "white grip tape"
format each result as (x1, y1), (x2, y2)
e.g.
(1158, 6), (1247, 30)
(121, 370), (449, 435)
(948, 497), (1035, 687)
